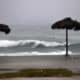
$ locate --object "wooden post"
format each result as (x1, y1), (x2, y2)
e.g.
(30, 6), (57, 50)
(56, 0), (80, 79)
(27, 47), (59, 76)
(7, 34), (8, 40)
(66, 28), (68, 56)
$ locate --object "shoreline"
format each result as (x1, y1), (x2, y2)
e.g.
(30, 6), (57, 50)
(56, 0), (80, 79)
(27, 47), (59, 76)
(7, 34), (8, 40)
(0, 55), (80, 72)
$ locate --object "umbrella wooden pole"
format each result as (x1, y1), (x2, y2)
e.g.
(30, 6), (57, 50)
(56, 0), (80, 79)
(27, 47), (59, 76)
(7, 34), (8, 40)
(66, 28), (68, 56)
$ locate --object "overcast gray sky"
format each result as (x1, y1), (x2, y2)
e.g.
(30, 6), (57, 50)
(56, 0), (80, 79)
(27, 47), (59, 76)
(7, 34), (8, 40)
(0, 0), (80, 25)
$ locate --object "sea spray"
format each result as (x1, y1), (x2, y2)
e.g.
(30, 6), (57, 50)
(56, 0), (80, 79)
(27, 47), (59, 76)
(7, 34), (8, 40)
(0, 40), (78, 56)
(0, 50), (72, 56)
(0, 40), (65, 48)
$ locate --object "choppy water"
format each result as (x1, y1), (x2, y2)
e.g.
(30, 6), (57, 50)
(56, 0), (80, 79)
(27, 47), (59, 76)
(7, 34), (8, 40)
(0, 25), (80, 56)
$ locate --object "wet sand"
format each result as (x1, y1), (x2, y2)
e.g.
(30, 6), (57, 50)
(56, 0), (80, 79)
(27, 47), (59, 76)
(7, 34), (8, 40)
(0, 56), (80, 73)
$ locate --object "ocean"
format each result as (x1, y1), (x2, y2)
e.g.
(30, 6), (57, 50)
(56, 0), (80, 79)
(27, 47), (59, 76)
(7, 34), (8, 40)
(0, 25), (80, 56)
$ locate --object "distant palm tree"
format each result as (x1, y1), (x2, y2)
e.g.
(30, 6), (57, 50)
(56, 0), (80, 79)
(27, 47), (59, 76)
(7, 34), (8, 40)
(0, 24), (11, 34)
(51, 17), (80, 56)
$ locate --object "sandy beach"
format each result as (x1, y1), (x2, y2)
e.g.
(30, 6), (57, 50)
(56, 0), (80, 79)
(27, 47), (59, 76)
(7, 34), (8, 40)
(0, 56), (80, 73)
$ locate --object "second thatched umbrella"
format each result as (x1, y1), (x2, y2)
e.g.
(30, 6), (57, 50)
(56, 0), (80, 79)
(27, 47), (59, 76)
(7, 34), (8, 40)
(51, 17), (80, 56)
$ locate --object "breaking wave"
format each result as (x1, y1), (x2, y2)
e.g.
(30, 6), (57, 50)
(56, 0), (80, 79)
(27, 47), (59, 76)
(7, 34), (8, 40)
(0, 51), (72, 56)
(0, 40), (76, 56)
(0, 40), (65, 48)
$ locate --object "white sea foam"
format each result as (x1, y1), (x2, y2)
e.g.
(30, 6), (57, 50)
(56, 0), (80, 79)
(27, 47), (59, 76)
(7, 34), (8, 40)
(0, 50), (72, 56)
(0, 40), (65, 48)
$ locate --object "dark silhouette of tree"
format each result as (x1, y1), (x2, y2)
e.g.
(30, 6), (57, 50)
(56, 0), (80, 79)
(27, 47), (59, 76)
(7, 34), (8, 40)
(0, 24), (11, 34)
(51, 17), (80, 56)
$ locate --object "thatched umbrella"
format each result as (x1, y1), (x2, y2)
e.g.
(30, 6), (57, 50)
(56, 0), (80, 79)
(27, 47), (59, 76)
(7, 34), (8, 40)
(0, 24), (11, 34)
(51, 17), (80, 56)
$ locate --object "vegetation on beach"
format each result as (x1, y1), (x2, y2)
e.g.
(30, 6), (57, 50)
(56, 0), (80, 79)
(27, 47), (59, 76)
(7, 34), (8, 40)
(0, 68), (79, 78)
